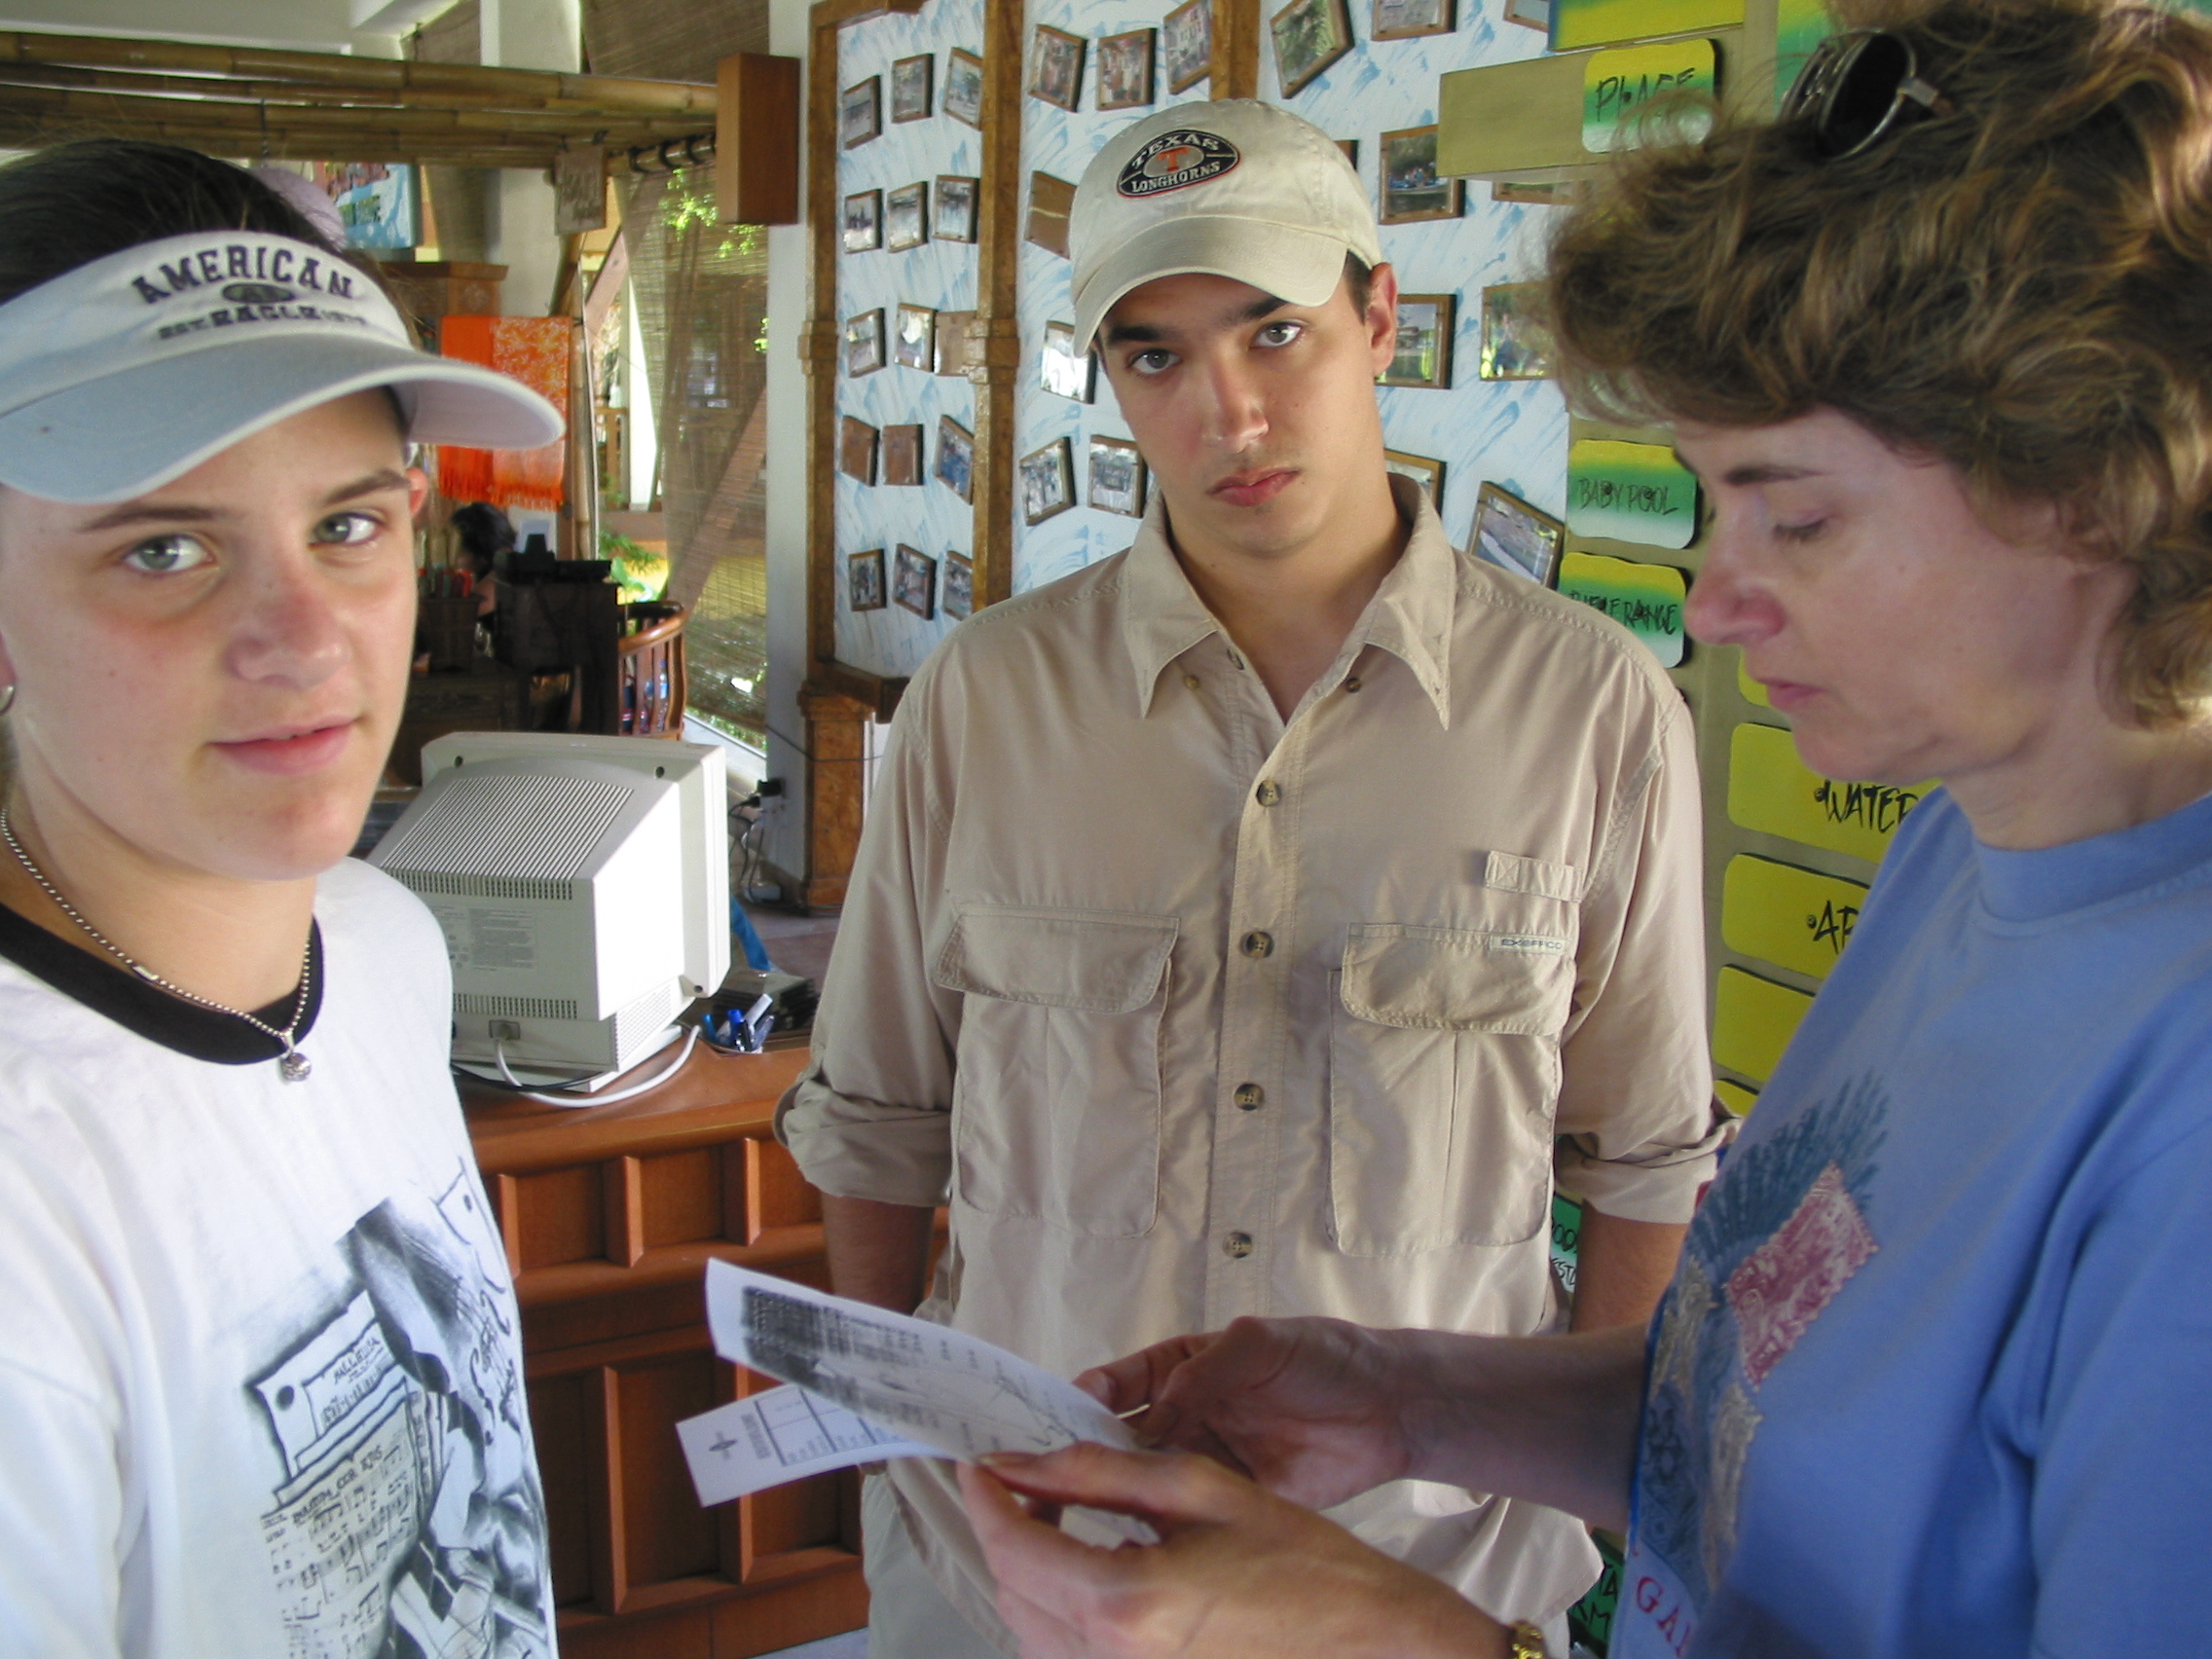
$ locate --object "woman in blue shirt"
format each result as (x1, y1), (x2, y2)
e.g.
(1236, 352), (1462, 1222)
(953, 1), (2212, 1654)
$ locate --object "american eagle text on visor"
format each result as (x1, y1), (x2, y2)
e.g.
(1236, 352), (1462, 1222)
(1069, 99), (1384, 354)
(0, 230), (563, 504)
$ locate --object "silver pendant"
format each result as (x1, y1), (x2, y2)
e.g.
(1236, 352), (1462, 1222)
(280, 1050), (312, 1084)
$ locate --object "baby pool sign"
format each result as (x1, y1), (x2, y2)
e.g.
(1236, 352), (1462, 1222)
(1566, 438), (1700, 550)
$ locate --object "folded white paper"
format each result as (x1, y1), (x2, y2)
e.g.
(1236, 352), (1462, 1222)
(677, 1261), (1153, 1540)
(678, 1383), (932, 1506)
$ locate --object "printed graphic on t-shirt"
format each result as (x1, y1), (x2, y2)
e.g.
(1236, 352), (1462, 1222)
(248, 1163), (549, 1657)
(1616, 1077), (1888, 1657)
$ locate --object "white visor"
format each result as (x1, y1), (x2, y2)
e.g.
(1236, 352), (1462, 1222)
(0, 230), (565, 503)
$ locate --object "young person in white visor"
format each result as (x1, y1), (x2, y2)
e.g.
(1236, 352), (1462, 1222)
(0, 140), (564, 1658)
(780, 99), (1727, 1656)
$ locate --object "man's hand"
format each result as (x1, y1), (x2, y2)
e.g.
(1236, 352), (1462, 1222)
(958, 1445), (1506, 1659)
(1074, 1316), (1419, 1511)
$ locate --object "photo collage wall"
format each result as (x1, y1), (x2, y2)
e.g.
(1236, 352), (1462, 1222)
(832, 0), (988, 671)
(830, 0), (1584, 672)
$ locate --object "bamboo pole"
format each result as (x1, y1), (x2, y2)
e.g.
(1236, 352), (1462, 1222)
(0, 59), (719, 122)
(0, 82), (705, 143)
(0, 30), (717, 118)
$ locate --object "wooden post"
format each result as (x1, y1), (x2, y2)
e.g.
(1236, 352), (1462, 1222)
(967, 0), (1027, 612)
(715, 53), (802, 225)
(1212, 0), (1264, 98)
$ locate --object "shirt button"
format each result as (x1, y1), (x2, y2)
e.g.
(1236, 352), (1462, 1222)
(1344, 675), (1363, 693)
(1240, 930), (1274, 959)
(1228, 650), (1245, 670)
(1223, 1231), (1254, 1259)
(1255, 780), (1282, 807)
(1183, 673), (1201, 690)
(1235, 1083), (1264, 1110)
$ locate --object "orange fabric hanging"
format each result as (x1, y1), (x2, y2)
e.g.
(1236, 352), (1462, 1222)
(438, 315), (570, 511)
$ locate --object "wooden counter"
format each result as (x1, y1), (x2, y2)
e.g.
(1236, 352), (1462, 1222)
(465, 1044), (867, 1658)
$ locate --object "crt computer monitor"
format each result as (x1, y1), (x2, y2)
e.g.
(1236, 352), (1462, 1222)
(371, 731), (730, 1086)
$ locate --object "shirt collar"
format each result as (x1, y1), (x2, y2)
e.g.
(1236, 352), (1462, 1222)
(1121, 472), (1458, 726)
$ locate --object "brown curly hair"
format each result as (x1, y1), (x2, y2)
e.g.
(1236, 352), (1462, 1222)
(1545, 0), (2212, 724)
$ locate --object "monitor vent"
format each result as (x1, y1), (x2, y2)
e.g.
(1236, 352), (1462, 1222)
(456, 992), (582, 1019)
(395, 869), (573, 903)
(379, 772), (630, 882)
(615, 978), (687, 1042)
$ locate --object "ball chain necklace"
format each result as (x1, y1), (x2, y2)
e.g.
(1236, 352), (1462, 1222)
(0, 806), (314, 1082)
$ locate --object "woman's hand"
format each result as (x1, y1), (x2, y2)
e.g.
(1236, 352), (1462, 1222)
(1075, 1315), (1422, 1510)
(959, 1444), (1506, 1659)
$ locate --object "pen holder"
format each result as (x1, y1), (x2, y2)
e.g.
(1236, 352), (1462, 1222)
(418, 594), (479, 672)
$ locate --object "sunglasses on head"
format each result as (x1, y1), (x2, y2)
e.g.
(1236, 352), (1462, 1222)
(1782, 29), (1951, 158)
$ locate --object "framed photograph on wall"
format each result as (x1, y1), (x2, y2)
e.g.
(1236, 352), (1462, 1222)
(1097, 28), (1158, 109)
(1380, 292), (1456, 388)
(1502, 0), (1551, 29)
(1272, 0), (1353, 97)
(1162, 0), (1214, 92)
(844, 309), (886, 377)
(1019, 438), (1076, 525)
(945, 48), (986, 128)
(1041, 320), (1097, 402)
(937, 417), (977, 501)
(1026, 171), (1077, 257)
(1030, 25), (1087, 111)
(1479, 281), (1557, 380)
(886, 181), (929, 251)
(1383, 448), (1446, 504)
(942, 552), (976, 620)
(1338, 137), (1360, 169)
(894, 304), (938, 372)
(893, 544), (939, 619)
(838, 416), (879, 483)
(1374, 0), (1455, 36)
(936, 174), (980, 242)
(882, 423), (924, 485)
(848, 547), (887, 611)
(1088, 436), (1148, 517)
(937, 311), (976, 375)
(1469, 482), (1565, 586)
(890, 54), (934, 122)
(841, 189), (882, 253)
(1380, 127), (1463, 222)
(840, 77), (882, 148)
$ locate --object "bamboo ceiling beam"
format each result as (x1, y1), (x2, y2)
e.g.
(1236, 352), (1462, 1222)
(0, 30), (717, 118)
(0, 81), (706, 143)
(0, 59), (715, 122)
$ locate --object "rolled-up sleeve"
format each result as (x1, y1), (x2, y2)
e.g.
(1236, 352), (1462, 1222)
(775, 686), (964, 1207)
(1554, 696), (1729, 1224)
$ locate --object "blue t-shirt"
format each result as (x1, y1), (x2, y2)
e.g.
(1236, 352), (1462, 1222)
(1611, 785), (2212, 1659)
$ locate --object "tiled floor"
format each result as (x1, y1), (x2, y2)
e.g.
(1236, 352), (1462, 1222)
(760, 1633), (867, 1659)
(742, 900), (841, 988)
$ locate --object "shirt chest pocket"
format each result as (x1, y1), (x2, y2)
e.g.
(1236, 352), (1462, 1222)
(932, 905), (1177, 1238)
(1330, 923), (1575, 1258)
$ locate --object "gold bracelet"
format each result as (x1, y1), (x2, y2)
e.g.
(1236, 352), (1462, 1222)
(1507, 1620), (1548, 1659)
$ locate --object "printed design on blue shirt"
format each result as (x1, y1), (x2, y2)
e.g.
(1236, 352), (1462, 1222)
(1629, 1077), (1889, 1641)
(248, 1161), (549, 1657)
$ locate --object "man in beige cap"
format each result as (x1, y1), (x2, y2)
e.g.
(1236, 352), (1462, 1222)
(779, 98), (1725, 1657)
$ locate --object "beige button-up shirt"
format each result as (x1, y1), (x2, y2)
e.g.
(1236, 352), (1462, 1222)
(780, 477), (1722, 1635)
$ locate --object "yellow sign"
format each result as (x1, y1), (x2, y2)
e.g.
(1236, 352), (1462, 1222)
(1713, 966), (1814, 1085)
(1714, 1078), (1760, 1117)
(1581, 39), (1717, 154)
(1721, 855), (1869, 981)
(1727, 722), (1932, 863)
(1552, 0), (1742, 51)
(1736, 656), (1771, 707)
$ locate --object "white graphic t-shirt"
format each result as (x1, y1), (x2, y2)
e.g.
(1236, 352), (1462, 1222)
(0, 859), (553, 1658)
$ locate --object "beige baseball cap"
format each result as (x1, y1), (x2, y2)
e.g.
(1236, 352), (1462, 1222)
(1070, 99), (1382, 353)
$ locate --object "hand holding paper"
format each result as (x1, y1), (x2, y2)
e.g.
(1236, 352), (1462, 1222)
(677, 1261), (1144, 1515)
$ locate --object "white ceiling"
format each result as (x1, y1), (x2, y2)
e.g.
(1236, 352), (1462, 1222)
(0, 0), (466, 55)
